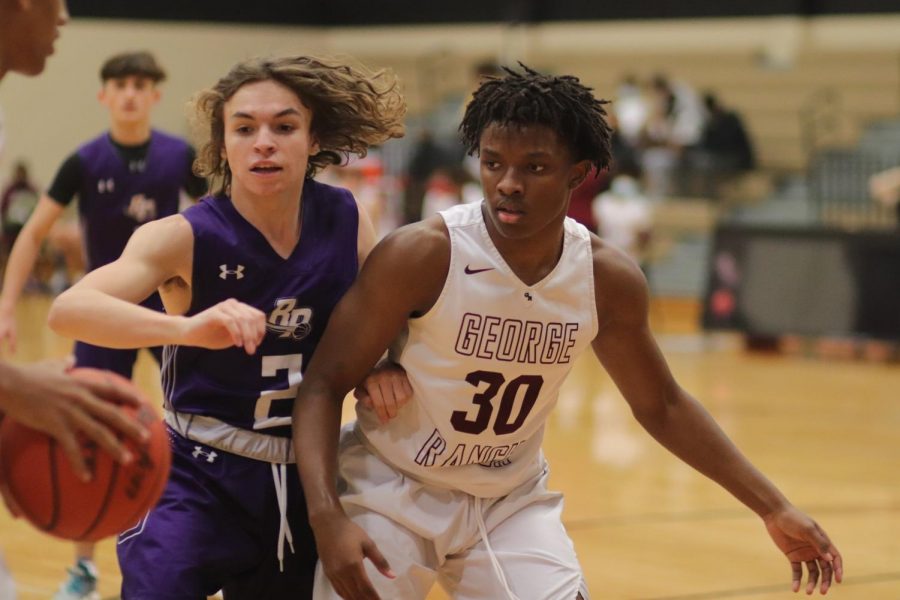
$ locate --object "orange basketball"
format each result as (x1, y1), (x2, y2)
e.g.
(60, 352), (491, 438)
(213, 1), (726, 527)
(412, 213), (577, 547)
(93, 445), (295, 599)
(0, 368), (171, 541)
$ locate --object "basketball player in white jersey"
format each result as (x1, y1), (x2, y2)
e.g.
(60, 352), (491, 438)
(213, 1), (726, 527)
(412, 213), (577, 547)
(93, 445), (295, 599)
(293, 65), (843, 600)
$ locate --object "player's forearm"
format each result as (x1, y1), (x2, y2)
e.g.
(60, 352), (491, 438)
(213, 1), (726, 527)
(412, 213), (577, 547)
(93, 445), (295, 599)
(293, 380), (346, 528)
(637, 388), (790, 518)
(0, 362), (38, 416)
(0, 231), (43, 314)
(0, 361), (19, 405)
(48, 288), (187, 348)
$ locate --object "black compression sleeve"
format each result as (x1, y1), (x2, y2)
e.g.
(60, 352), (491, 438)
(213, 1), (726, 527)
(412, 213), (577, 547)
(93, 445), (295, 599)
(46, 153), (83, 207)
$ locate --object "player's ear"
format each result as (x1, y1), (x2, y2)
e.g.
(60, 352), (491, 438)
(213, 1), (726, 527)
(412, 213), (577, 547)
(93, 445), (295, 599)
(569, 160), (591, 189)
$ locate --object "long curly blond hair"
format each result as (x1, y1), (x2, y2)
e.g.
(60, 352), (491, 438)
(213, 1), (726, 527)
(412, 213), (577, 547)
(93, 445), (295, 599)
(193, 55), (406, 195)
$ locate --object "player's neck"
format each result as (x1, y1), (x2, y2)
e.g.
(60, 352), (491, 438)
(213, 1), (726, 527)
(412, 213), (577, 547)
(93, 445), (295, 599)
(108, 121), (152, 146)
(231, 185), (304, 259)
(488, 221), (565, 286)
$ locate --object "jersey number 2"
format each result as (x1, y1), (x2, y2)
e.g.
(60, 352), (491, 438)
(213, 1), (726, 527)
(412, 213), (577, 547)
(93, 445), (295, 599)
(254, 354), (303, 430)
(450, 370), (543, 435)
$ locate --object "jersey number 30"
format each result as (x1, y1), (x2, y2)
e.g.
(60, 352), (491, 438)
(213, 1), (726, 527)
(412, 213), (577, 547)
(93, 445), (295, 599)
(451, 370), (543, 435)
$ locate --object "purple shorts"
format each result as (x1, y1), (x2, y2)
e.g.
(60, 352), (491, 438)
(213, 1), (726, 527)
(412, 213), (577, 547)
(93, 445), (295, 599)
(117, 429), (316, 599)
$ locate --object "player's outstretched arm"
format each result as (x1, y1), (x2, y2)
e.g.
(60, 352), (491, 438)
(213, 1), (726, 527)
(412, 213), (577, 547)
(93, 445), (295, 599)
(0, 195), (66, 354)
(47, 215), (190, 347)
(293, 218), (449, 600)
(588, 239), (842, 595)
(0, 359), (149, 482)
(764, 505), (842, 595)
(47, 215), (265, 354)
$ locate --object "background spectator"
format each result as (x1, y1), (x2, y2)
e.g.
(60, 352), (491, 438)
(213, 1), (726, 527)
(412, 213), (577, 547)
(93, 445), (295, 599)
(684, 92), (756, 198)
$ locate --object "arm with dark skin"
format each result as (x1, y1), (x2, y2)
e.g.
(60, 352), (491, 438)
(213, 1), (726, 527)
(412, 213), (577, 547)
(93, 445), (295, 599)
(589, 236), (843, 595)
(292, 217), (449, 600)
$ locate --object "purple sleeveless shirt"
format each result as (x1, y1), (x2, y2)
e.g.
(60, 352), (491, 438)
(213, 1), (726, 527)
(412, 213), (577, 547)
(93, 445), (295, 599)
(77, 130), (189, 271)
(162, 178), (358, 444)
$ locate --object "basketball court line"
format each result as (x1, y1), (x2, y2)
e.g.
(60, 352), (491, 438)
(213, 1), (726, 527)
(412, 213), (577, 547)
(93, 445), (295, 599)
(564, 502), (899, 530)
(640, 571), (900, 599)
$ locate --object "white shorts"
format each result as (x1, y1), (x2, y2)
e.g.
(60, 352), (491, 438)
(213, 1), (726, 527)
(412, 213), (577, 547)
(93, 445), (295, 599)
(313, 425), (589, 600)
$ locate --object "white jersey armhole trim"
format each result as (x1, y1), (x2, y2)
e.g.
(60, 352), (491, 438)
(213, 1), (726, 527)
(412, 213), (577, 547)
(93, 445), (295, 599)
(564, 218), (601, 340)
(409, 214), (455, 324)
(584, 229), (600, 340)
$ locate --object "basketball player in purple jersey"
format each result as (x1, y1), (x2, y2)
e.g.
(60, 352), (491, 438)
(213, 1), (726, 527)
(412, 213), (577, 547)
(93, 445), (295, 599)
(0, 50), (204, 360)
(0, 1), (148, 485)
(292, 65), (843, 599)
(49, 55), (407, 599)
(0, 50), (205, 598)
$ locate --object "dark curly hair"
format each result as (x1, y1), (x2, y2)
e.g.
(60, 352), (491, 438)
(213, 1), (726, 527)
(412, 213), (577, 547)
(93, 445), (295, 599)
(193, 55), (406, 195)
(459, 63), (612, 172)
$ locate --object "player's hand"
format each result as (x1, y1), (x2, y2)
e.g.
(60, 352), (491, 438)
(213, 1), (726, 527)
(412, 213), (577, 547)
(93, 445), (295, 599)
(0, 310), (18, 355)
(179, 298), (266, 354)
(0, 360), (150, 481)
(763, 505), (843, 595)
(313, 512), (394, 600)
(354, 359), (413, 424)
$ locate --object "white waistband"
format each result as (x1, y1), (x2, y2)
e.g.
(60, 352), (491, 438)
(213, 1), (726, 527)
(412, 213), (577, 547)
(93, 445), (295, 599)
(165, 410), (295, 464)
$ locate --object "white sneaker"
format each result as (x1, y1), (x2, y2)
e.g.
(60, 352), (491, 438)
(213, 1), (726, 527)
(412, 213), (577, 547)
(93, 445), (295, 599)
(0, 551), (16, 600)
(52, 560), (99, 600)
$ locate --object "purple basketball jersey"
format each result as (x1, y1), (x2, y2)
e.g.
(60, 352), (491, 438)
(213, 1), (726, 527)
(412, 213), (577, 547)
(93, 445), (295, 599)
(74, 130), (190, 375)
(76, 130), (189, 271)
(162, 178), (358, 439)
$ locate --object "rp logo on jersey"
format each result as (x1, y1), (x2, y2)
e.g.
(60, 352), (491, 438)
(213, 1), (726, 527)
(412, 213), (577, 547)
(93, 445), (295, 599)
(125, 194), (158, 222)
(266, 298), (313, 341)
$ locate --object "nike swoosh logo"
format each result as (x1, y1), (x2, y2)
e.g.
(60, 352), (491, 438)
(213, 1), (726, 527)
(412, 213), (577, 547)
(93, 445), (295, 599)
(464, 265), (494, 275)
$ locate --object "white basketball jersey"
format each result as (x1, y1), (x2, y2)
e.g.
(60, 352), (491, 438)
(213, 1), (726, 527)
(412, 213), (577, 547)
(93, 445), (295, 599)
(356, 202), (599, 497)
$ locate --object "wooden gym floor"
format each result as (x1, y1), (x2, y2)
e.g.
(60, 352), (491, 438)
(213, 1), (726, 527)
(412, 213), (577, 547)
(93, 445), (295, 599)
(1, 294), (898, 599)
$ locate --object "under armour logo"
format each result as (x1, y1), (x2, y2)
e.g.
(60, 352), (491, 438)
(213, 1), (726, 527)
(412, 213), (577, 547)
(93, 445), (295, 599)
(192, 446), (218, 463)
(97, 178), (115, 193)
(219, 264), (245, 280)
(524, 292), (533, 301)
